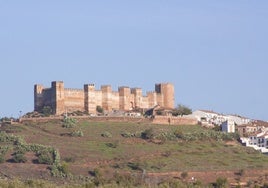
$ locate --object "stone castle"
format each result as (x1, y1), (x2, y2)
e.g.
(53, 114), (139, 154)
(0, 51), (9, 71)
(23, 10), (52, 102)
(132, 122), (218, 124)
(34, 81), (174, 115)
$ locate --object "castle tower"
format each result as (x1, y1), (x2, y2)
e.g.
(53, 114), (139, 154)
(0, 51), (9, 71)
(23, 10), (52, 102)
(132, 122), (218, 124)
(34, 84), (44, 112)
(119, 86), (131, 111)
(155, 83), (174, 109)
(131, 88), (142, 109)
(101, 85), (112, 111)
(147, 91), (157, 107)
(84, 84), (96, 114)
(52, 81), (65, 115)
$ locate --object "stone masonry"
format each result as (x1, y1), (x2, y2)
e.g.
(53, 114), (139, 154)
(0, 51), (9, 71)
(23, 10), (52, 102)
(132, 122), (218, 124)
(34, 81), (174, 115)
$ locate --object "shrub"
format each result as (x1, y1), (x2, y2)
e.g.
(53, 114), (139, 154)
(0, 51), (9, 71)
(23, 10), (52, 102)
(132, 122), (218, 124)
(13, 153), (27, 163)
(101, 131), (112, 138)
(58, 161), (69, 174)
(141, 128), (154, 139)
(174, 129), (184, 139)
(121, 131), (133, 138)
(156, 132), (177, 141)
(181, 171), (188, 179)
(96, 106), (104, 114)
(91, 168), (105, 186)
(0, 131), (17, 143)
(62, 117), (77, 128)
(71, 130), (84, 137)
(215, 177), (228, 188)
(36, 149), (54, 165)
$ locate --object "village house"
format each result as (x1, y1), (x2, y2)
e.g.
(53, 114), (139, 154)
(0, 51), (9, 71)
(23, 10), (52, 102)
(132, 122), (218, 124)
(221, 120), (235, 133)
(191, 110), (227, 126)
(237, 120), (268, 137)
(240, 130), (268, 153)
(226, 115), (251, 125)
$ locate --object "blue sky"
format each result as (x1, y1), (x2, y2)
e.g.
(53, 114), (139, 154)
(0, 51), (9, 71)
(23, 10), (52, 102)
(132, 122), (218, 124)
(0, 1), (268, 120)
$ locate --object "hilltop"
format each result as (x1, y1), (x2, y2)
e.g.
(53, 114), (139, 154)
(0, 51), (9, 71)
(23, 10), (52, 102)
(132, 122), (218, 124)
(1, 119), (268, 187)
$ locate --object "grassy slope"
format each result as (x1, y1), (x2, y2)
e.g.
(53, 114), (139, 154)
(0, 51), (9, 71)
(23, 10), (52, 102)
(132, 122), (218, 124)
(1, 120), (268, 185)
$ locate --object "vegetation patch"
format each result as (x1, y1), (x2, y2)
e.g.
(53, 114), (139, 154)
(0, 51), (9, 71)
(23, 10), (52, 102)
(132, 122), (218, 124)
(62, 117), (77, 128)
(0, 131), (65, 177)
(101, 131), (112, 138)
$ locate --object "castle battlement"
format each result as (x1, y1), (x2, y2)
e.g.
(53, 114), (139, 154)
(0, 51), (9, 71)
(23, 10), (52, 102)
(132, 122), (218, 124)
(65, 88), (84, 92)
(34, 81), (174, 115)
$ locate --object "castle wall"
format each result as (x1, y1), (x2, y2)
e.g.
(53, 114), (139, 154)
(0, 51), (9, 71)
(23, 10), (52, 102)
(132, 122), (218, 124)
(147, 92), (157, 107)
(34, 81), (175, 115)
(131, 88), (142, 109)
(64, 88), (84, 112)
(101, 85), (112, 111)
(156, 93), (164, 107)
(111, 92), (119, 110)
(95, 90), (103, 107)
(152, 116), (198, 125)
(141, 96), (149, 109)
(119, 87), (131, 111)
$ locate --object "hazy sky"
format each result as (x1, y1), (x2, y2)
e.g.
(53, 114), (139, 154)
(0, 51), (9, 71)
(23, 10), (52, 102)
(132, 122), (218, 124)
(0, 1), (268, 120)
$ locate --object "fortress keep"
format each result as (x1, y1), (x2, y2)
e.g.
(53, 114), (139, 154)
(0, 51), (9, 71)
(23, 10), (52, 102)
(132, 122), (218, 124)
(34, 81), (174, 115)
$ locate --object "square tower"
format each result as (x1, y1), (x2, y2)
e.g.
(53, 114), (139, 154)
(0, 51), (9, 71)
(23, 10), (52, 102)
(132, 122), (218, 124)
(155, 83), (174, 109)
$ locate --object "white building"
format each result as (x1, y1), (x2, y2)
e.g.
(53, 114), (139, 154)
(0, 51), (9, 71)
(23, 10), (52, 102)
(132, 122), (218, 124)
(240, 130), (268, 153)
(227, 115), (251, 125)
(221, 120), (235, 133)
(192, 110), (227, 126)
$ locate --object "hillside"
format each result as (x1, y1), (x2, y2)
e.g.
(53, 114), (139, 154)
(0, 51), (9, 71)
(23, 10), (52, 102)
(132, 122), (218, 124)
(1, 119), (268, 187)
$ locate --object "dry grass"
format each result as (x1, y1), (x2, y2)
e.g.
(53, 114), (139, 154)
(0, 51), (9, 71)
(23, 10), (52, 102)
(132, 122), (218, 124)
(1, 120), (268, 185)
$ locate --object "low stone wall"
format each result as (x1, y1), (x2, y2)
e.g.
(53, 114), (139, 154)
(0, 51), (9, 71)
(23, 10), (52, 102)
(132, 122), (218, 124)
(152, 116), (198, 125)
(20, 115), (197, 125)
(20, 116), (151, 124)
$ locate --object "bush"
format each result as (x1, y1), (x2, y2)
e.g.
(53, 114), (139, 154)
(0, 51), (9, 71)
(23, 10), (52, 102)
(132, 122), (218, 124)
(91, 168), (105, 186)
(71, 130), (84, 137)
(101, 131), (112, 138)
(174, 129), (184, 139)
(58, 162), (69, 174)
(156, 132), (177, 141)
(141, 128), (154, 140)
(215, 177), (228, 188)
(13, 153), (27, 163)
(36, 149), (54, 165)
(181, 171), (188, 179)
(62, 117), (77, 128)
(121, 131), (133, 138)
(96, 106), (104, 114)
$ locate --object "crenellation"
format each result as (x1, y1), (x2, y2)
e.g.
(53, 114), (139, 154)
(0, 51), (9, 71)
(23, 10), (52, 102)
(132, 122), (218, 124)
(65, 88), (84, 92)
(34, 81), (174, 115)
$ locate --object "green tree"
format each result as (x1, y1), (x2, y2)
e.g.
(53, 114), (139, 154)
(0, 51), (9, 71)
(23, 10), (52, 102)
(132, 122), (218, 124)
(172, 104), (192, 116)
